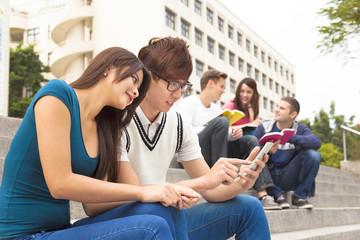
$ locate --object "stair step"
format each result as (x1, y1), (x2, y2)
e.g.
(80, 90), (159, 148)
(0, 136), (12, 158)
(266, 207), (360, 234)
(271, 224), (360, 240)
(0, 116), (22, 137)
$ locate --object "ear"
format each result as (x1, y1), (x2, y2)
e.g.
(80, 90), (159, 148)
(207, 79), (214, 88)
(290, 111), (298, 120)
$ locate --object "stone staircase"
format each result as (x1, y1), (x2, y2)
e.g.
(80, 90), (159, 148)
(1, 115), (360, 239)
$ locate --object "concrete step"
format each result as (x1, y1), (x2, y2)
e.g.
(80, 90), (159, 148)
(315, 180), (360, 194)
(266, 207), (360, 234)
(0, 115), (22, 137)
(0, 136), (12, 158)
(271, 224), (360, 240)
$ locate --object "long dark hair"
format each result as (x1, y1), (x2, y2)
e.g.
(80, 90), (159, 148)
(70, 47), (150, 182)
(233, 77), (259, 119)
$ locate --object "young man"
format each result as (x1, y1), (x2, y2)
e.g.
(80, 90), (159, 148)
(253, 97), (322, 209)
(177, 69), (281, 210)
(121, 37), (271, 239)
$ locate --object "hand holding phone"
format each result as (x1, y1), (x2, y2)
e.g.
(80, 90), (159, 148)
(244, 142), (274, 176)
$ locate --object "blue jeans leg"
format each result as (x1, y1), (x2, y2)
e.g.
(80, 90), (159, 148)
(73, 201), (181, 239)
(25, 215), (173, 240)
(267, 150), (321, 199)
(185, 195), (270, 240)
(198, 116), (229, 167)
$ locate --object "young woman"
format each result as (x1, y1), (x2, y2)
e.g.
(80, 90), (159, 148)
(0, 47), (200, 240)
(222, 77), (262, 130)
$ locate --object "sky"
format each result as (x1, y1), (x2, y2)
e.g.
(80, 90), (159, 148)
(221, 0), (360, 124)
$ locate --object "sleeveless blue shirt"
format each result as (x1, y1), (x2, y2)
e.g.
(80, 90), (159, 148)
(0, 80), (99, 239)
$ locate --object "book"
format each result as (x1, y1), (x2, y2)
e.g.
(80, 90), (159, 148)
(259, 128), (296, 145)
(203, 109), (245, 126)
(240, 125), (257, 136)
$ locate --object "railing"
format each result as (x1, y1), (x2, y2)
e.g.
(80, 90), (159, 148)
(341, 125), (360, 161)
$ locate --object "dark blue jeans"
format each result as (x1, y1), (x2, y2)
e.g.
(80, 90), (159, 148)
(186, 195), (271, 240)
(266, 149), (321, 199)
(14, 202), (175, 240)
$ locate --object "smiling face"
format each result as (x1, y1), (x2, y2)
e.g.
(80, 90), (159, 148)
(107, 68), (143, 110)
(239, 83), (254, 106)
(274, 100), (292, 123)
(211, 77), (226, 101)
(142, 75), (187, 119)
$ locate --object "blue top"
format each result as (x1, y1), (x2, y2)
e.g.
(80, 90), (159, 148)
(0, 80), (99, 239)
(253, 120), (321, 167)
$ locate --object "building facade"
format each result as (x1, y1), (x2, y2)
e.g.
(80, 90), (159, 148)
(9, 0), (296, 119)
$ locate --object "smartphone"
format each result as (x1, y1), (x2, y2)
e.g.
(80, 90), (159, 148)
(243, 141), (274, 176)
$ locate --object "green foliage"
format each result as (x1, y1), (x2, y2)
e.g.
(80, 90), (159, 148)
(317, 0), (360, 61)
(9, 42), (49, 118)
(300, 101), (359, 168)
(319, 143), (343, 168)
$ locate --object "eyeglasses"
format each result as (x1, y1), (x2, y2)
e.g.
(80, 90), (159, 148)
(149, 69), (193, 93)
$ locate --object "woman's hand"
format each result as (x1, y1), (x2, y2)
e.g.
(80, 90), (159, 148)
(138, 183), (201, 209)
(230, 125), (244, 139)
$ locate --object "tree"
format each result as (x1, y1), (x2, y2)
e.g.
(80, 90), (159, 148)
(299, 101), (359, 168)
(9, 42), (50, 117)
(317, 0), (360, 61)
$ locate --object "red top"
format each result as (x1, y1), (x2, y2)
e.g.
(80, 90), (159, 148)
(222, 100), (250, 126)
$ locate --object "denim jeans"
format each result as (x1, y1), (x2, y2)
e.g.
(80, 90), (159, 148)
(185, 195), (271, 240)
(14, 202), (175, 240)
(266, 149), (321, 199)
(198, 116), (229, 167)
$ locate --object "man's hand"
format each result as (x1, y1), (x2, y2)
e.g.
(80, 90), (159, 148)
(268, 140), (281, 154)
(238, 146), (269, 190)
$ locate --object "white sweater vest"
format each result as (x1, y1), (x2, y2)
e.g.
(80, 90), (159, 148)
(125, 111), (183, 184)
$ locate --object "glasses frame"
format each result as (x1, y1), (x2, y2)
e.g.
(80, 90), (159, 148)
(149, 69), (193, 93)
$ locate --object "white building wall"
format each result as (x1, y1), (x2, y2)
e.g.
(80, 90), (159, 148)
(9, 0), (296, 120)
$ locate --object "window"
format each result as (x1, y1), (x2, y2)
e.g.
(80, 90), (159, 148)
(287, 90), (290, 96)
(261, 51), (265, 63)
(207, 37), (215, 53)
(269, 78), (273, 90)
(238, 57), (244, 72)
(181, 0), (189, 6)
(246, 39), (251, 52)
(274, 61), (278, 72)
(165, 9), (175, 30)
(194, 0), (202, 15)
(268, 56), (272, 68)
(291, 74), (294, 83)
(286, 70), (289, 80)
(230, 78), (236, 93)
(25, 86), (33, 98)
(280, 65), (283, 76)
(275, 82), (279, 94)
(218, 16), (224, 32)
(27, 28), (40, 43)
(270, 100), (274, 112)
(228, 25), (233, 39)
(180, 19), (190, 39)
(263, 97), (268, 109)
(254, 45), (258, 58)
(255, 69), (259, 81)
(281, 86), (285, 97)
(262, 74), (267, 85)
(229, 51), (235, 66)
(247, 63), (252, 77)
(237, 32), (242, 46)
(206, 7), (213, 24)
(195, 59), (204, 77)
(195, 28), (203, 46)
(218, 44), (225, 60)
